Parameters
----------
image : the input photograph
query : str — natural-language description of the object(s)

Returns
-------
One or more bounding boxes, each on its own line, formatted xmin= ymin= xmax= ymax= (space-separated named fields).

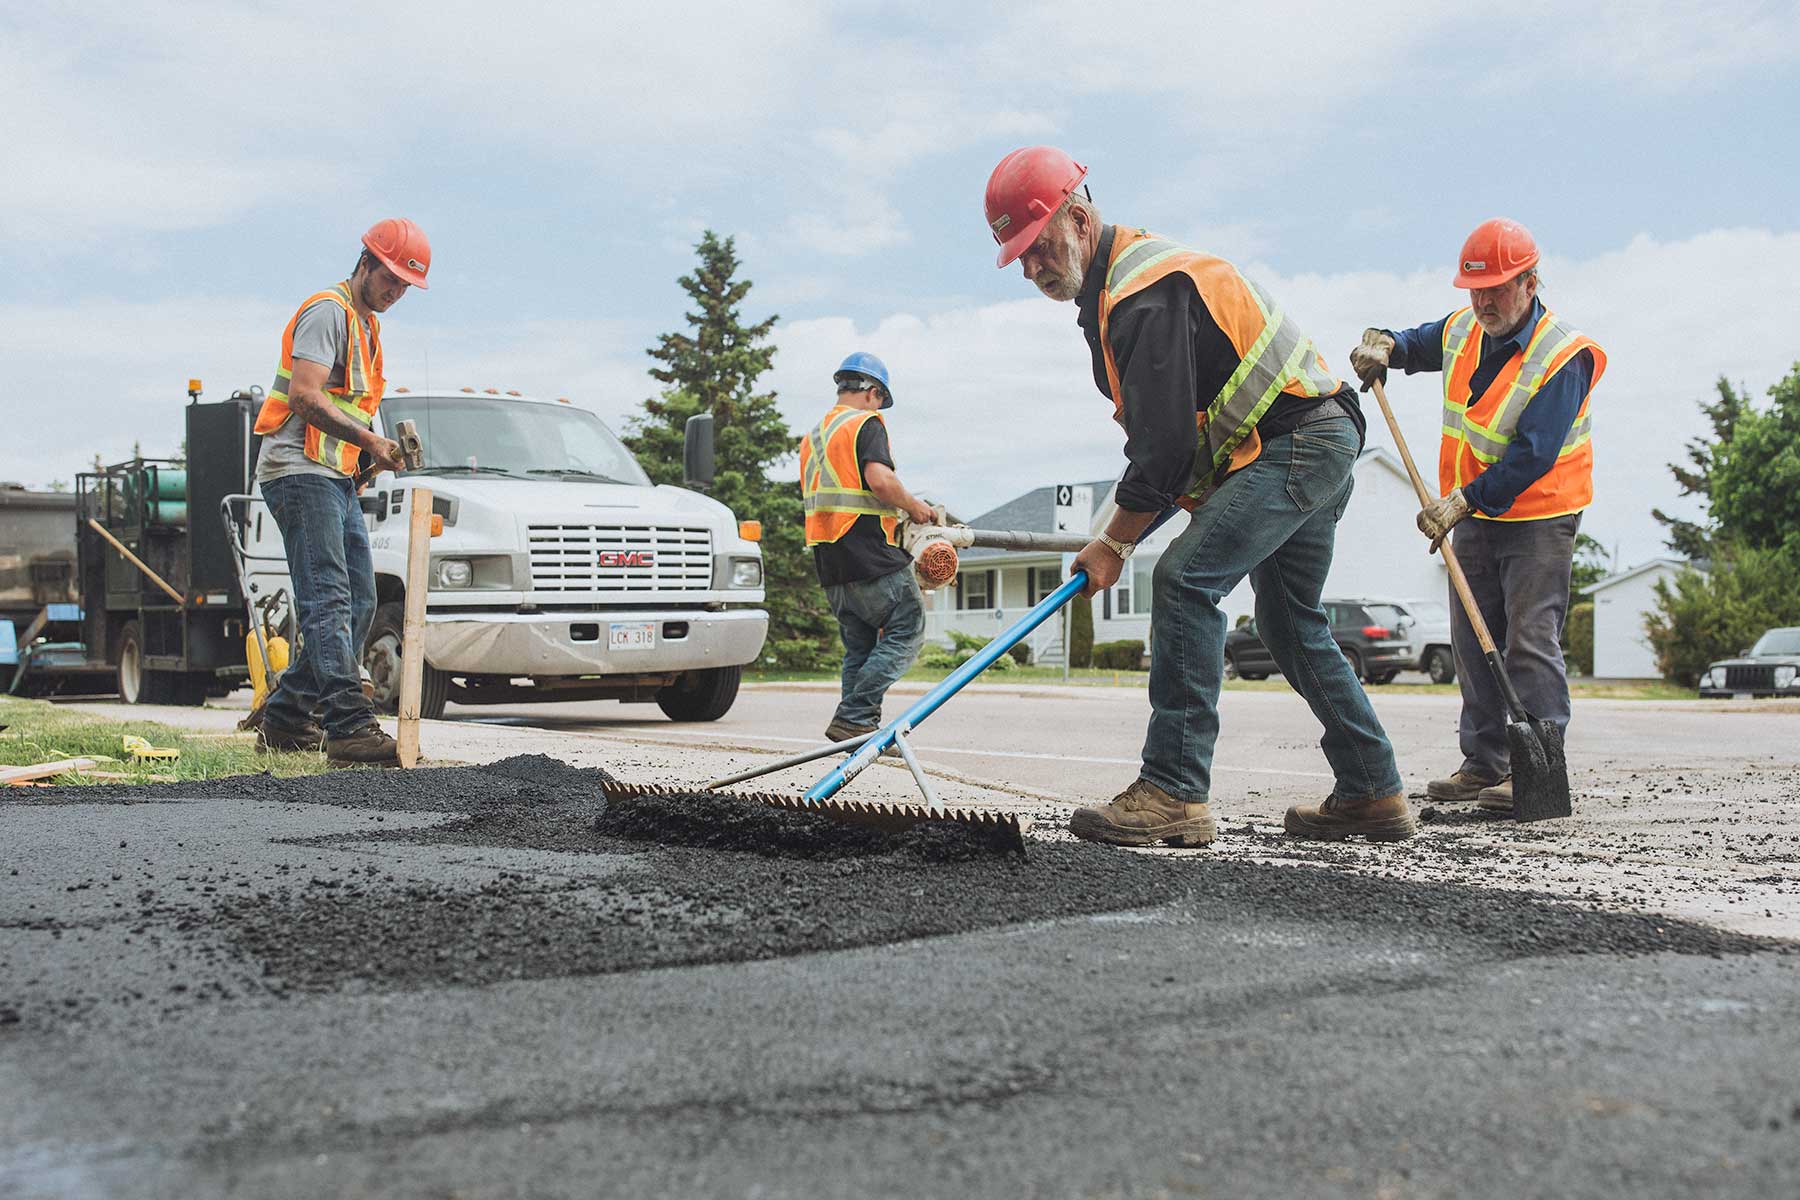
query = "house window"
xmin=1028 ymin=566 xmax=1061 ymax=605
xmin=1108 ymin=555 xmax=1157 ymax=616
xmin=957 ymin=569 xmax=993 ymax=610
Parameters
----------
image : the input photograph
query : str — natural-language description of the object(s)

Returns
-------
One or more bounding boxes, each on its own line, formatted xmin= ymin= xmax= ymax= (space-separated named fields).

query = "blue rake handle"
xmin=803 ymin=507 xmax=1178 ymax=807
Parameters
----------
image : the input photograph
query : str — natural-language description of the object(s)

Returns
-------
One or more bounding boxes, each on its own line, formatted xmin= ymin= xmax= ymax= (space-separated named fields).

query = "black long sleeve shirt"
xmin=1074 ymin=224 xmax=1362 ymax=513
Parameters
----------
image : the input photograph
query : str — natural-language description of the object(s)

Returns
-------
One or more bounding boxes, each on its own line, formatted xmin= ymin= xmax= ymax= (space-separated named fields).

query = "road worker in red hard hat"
xmin=985 ymin=146 xmax=1414 ymax=847
xmin=250 ymin=218 xmax=432 ymax=766
xmin=1349 ymin=219 xmax=1606 ymax=816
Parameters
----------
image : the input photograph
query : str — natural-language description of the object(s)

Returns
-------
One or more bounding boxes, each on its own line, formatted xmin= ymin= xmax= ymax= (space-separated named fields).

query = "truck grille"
xmin=527 ymin=524 xmax=712 ymax=594
xmin=1725 ymin=665 xmax=1774 ymax=690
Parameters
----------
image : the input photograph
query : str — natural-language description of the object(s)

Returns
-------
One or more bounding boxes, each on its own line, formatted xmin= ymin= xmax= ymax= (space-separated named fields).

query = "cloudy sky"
xmin=6 ymin=0 xmax=1799 ymax=568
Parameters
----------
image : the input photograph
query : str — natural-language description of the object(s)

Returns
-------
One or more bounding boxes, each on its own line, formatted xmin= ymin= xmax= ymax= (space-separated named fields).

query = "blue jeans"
xmin=1446 ymin=512 xmax=1580 ymax=781
xmin=1141 ymin=411 xmax=1402 ymax=804
xmin=826 ymin=565 xmax=925 ymax=727
xmin=261 ymin=473 xmax=377 ymax=739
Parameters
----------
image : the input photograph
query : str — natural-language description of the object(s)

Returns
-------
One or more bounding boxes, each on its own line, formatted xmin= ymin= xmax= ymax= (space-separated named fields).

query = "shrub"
xmin=1646 ymin=545 xmax=1800 ymax=685
xmin=918 ymin=650 xmax=960 ymax=670
xmin=1091 ymin=639 xmax=1145 ymax=670
xmin=1563 ymin=602 xmax=1594 ymax=676
xmin=944 ymin=628 xmax=1029 ymax=666
xmin=1069 ymin=593 xmax=1094 ymax=668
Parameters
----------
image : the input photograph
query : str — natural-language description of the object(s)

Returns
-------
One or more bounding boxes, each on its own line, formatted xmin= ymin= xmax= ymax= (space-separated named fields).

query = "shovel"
xmin=1368 ymin=379 xmax=1571 ymax=821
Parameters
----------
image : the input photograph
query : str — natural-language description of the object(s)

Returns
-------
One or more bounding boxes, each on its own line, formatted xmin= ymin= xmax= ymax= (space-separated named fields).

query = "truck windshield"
xmin=1751 ymin=628 xmax=1800 ymax=656
xmin=380 ymin=397 xmax=651 ymax=485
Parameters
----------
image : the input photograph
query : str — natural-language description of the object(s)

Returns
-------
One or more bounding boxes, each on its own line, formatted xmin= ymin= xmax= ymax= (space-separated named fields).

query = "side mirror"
xmin=683 ymin=412 xmax=715 ymax=492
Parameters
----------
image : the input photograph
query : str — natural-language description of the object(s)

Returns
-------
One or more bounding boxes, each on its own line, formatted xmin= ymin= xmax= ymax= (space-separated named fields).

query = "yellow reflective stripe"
xmin=1107 ymin=238 xmax=1183 ymax=298
xmin=805 ymin=491 xmax=893 ymax=515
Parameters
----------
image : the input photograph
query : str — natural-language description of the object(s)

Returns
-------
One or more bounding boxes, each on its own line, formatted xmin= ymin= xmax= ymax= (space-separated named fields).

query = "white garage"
xmin=1585 ymin=558 xmax=1697 ymax=679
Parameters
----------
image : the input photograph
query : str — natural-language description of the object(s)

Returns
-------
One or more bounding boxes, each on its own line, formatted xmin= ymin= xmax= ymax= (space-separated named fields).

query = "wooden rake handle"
xmin=1367 ymin=379 xmax=1500 ymax=660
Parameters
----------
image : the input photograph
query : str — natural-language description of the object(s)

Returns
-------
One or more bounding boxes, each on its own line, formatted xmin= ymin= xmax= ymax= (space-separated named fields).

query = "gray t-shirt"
xmin=255 ymin=297 xmax=372 ymax=483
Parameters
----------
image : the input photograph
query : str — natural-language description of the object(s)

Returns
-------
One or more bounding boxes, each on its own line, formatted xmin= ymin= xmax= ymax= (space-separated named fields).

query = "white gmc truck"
xmin=245 ymin=388 xmax=768 ymax=721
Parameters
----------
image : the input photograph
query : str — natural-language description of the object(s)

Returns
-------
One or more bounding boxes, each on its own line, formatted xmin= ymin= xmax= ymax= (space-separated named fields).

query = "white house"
xmin=925 ymin=448 xmax=1448 ymax=664
xmin=1585 ymin=558 xmax=1696 ymax=679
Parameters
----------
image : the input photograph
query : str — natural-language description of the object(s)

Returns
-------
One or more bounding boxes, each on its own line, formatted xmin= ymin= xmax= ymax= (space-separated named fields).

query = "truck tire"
xmin=656 ymin=664 xmax=742 ymax=722
xmin=364 ymin=601 xmax=449 ymax=720
xmin=1424 ymin=646 xmax=1456 ymax=685
xmin=117 ymin=621 xmax=152 ymax=703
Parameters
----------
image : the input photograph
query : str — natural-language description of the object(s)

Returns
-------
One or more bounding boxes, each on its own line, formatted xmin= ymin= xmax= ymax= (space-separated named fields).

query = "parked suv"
xmin=1698 ymin=627 xmax=1800 ymax=698
xmin=1394 ymin=597 xmax=1455 ymax=684
xmin=1224 ymin=599 xmax=1414 ymax=685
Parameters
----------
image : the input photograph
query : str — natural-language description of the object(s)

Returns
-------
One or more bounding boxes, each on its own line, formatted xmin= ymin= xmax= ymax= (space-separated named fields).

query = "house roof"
xmin=960 ymin=478 xmax=1114 ymax=561
xmin=1584 ymin=557 xmax=1696 ymax=595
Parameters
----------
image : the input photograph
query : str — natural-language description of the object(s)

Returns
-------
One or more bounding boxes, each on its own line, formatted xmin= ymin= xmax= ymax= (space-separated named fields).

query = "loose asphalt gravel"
xmin=4 ymin=755 xmax=1799 ymax=1198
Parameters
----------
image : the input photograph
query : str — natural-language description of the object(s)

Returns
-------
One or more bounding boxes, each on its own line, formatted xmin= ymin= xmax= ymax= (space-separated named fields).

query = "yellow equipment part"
xmin=122 ymin=734 xmax=180 ymax=762
xmin=247 ymin=631 xmax=291 ymax=709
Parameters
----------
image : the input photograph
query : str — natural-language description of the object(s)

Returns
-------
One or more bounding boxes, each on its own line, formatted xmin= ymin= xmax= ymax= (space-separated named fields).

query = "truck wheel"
xmin=1343 ymin=647 xmax=1366 ymax=683
xmin=116 ymin=621 xmax=168 ymax=704
xmin=657 ymin=664 xmax=742 ymax=722
xmin=1424 ymin=647 xmax=1456 ymax=685
xmin=364 ymin=601 xmax=449 ymax=720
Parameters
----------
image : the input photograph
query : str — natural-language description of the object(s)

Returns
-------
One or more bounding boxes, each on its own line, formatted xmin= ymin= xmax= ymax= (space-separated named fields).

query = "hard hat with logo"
xmin=984 ymin=146 xmax=1088 ymax=268
xmin=834 ymin=351 xmax=893 ymax=408
xmin=1453 ymin=218 xmax=1538 ymax=289
xmin=362 ymin=218 xmax=432 ymax=289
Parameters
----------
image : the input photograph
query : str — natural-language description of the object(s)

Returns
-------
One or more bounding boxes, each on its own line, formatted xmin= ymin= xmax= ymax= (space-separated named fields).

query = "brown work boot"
xmin=1284 ymin=791 xmax=1418 ymax=841
xmin=824 ymin=717 xmax=901 ymax=757
xmin=1426 ymin=769 xmax=1499 ymax=802
xmin=257 ymin=718 xmax=323 ymax=754
xmin=1068 ymin=779 xmax=1215 ymax=848
xmin=325 ymin=722 xmax=400 ymax=768
xmin=1475 ymin=777 xmax=1514 ymax=815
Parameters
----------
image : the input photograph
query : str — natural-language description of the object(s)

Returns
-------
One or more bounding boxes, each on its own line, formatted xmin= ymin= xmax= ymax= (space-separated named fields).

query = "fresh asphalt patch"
xmin=3 ymin=755 xmax=1783 ymax=1027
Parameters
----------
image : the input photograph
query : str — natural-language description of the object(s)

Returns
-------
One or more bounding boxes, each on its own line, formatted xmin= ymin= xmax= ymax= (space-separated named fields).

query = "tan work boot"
xmin=1283 ymin=791 xmax=1418 ymax=841
xmin=325 ymin=723 xmax=400 ymax=768
xmin=1068 ymin=779 xmax=1215 ymax=848
xmin=824 ymin=718 xmax=900 ymax=757
xmin=1426 ymin=769 xmax=1499 ymax=802
xmin=1475 ymin=777 xmax=1514 ymax=815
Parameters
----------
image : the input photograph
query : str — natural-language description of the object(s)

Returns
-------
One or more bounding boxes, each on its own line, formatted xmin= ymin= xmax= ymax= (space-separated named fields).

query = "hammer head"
xmin=392 ymin=419 xmax=424 ymax=471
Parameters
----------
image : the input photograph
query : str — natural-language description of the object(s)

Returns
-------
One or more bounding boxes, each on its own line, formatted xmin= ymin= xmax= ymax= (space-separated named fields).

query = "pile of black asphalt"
xmin=12 ymin=754 xmax=1780 ymax=1017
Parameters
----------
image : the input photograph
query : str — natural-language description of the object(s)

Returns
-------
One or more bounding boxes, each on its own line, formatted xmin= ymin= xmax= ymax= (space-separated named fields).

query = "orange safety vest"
xmin=798 ymin=405 xmax=900 ymax=547
xmin=1439 ymin=306 xmax=1606 ymax=521
xmin=1097 ymin=228 xmax=1343 ymax=509
xmin=253 ymin=282 xmax=385 ymax=477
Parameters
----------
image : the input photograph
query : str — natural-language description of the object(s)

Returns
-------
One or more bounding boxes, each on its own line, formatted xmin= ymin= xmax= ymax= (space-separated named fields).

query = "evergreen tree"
xmin=1709 ymin=364 xmax=1800 ymax=558
xmin=1651 ymin=376 xmax=1750 ymax=559
xmin=623 ymin=232 xmax=835 ymax=669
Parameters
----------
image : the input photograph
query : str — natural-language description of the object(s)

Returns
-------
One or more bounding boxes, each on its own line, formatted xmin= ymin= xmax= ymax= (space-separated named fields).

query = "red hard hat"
xmin=984 ymin=146 xmax=1088 ymax=268
xmin=1453 ymin=218 xmax=1538 ymax=288
xmin=362 ymin=218 xmax=432 ymax=289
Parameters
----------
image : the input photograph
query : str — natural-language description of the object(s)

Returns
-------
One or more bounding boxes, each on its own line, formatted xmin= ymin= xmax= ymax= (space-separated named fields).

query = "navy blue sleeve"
xmin=1385 ymin=316 xmax=1449 ymax=375
xmin=1460 ymin=350 xmax=1595 ymax=516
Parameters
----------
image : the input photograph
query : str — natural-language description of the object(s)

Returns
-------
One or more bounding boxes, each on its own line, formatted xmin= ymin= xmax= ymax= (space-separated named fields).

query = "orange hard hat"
xmin=362 ymin=218 xmax=432 ymax=289
xmin=984 ymin=146 xmax=1088 ymax=267
xmin=1453 ymin=218 xmax=1538 ymax=288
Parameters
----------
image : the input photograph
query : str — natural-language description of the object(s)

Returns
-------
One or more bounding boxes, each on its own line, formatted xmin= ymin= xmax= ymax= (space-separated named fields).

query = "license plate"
xmin=608 ymin=621 xmax=656 ymax=651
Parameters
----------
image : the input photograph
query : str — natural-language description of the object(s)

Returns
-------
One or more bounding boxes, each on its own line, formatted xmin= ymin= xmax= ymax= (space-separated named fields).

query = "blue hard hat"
xmin=834 ymin=351 xmax=893 ymax=408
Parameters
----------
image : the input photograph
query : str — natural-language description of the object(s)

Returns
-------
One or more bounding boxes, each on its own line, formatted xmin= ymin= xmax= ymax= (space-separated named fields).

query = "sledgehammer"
xmin=1369 ymin=379 xmax=1571 ymax=821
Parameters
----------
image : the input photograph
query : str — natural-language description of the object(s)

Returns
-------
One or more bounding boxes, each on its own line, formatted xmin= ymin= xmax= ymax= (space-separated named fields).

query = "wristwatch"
xmin=1096 ymin=532 xmax=1136 ymax=560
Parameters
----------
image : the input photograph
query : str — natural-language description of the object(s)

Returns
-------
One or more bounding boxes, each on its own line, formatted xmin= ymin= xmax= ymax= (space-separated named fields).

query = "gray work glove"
xmin=1416 ymin=487 xmax=1472 ymax=553
xmin=1349 ymin=328 xmax=1396 ymax=392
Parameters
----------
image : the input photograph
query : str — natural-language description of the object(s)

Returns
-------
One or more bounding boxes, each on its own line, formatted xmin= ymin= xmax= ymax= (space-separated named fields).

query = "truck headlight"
xmin=1777 ymin=666 xmax=1797 ymax=689
xmin=1701 ymin=667 xmax=1724 ymax=688
xmin=436 ymin=558 xmax=473 ymax=588
xmin=729 ymin=558 xmax=763 ymax=588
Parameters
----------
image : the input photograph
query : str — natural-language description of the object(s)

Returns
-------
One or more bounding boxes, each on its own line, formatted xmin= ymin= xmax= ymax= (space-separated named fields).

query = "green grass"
xmin=0 ymin=695 xmax=330 ymax=786
xmin=747 ymin=668 xmax=1696 ymax=700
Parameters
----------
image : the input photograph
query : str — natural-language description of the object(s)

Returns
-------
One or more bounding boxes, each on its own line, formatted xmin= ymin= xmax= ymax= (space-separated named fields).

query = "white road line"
xmin=605 ymin=726 xmax=1337 ymax=781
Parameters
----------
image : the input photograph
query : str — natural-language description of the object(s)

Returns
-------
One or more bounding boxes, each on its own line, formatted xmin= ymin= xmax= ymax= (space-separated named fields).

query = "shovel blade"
xmin=1507 ymin=717 xmax=1571 ymax=822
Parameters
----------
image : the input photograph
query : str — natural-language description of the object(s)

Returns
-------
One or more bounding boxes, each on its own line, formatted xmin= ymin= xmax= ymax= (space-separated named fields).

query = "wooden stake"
xmin=86 ymin=519 xmax=185 ymax=605
xmin=2 ymin=758 xmax=100 ymax=786
xmin=397 ymin=486 xmax=433 ymax=769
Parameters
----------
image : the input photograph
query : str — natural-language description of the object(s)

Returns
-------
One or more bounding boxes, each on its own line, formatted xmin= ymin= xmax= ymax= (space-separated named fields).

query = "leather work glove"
xmin=1349 ymin=328 xmax=1395 ymax=392
xmin=1416 ymin=488 xmax=1472 ymax=553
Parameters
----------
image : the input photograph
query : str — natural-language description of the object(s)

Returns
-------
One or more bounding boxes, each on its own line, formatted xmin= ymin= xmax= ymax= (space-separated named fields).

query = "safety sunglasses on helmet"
xmin=834 ymin=373 xmax=876 ymax=393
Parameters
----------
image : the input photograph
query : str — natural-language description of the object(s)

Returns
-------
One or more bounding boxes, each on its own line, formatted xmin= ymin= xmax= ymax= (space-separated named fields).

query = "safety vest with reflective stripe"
xmin=1097 ymin=228 xmax=1343 ymax=509
xmin=1439 ymin=306 xmax=1606 ymax=521
xmin=252 ymin=282 xmax=385 ymax=477
xmin=798 ymin=405 xmax=900 ymax=547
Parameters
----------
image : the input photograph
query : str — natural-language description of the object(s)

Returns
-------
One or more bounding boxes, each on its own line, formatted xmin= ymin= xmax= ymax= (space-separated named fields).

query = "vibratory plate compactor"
xmin=602 ymin=509 xmax=1178 ymax=854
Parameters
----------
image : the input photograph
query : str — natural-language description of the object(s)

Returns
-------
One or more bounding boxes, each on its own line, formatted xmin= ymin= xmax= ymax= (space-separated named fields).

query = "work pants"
xmin=1141 ymin=409 xmax=1402 ymax=804
xmin=261 ymin=473 xmax=378 ymax=739
xmin=1446 ymin=512 xmax=1580 ymax=781
xmin=825 ymin=564 xmax=925 ymax=727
